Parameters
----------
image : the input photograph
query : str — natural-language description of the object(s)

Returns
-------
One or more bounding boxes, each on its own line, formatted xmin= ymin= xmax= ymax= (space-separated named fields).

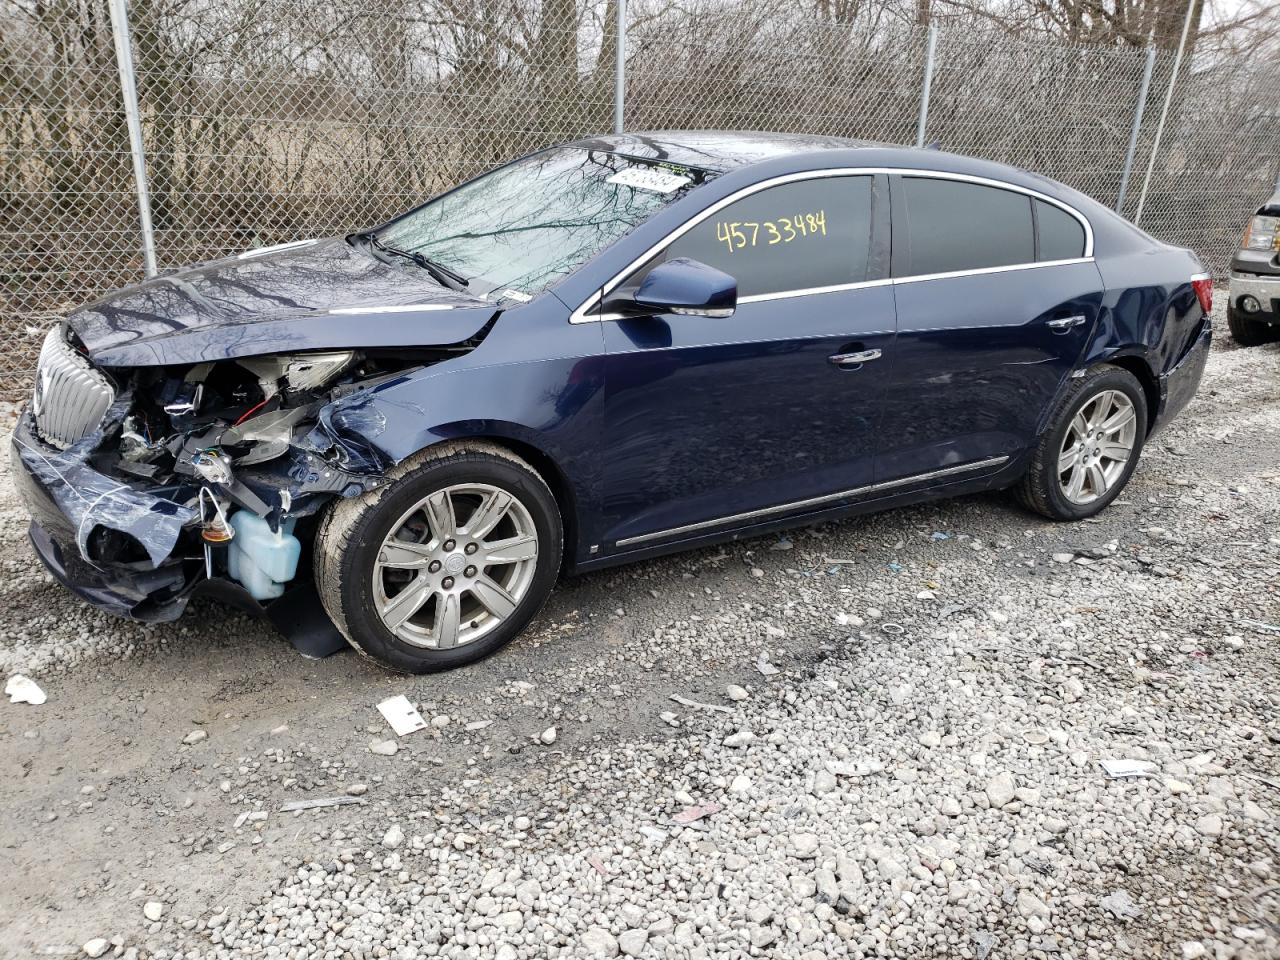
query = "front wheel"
xmin=1016 ymin=365 xmax=1148 ymax=521
xmin=315 ymin=442 xmax=562 ymax=673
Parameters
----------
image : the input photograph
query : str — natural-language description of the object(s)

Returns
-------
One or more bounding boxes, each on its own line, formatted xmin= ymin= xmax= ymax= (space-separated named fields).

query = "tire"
xmin=1015 ymin=365 xmax=1148 ymax=521
xmin=1227 ymin=305 xmax=1278 ymax=347
xmin=315 ymin=441 xmax=562 ymax=673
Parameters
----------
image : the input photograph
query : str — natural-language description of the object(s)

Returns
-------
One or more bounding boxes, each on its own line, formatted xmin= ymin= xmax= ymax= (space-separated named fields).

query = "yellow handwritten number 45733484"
xmin=715 ymin=210 xmax=827 ymax=252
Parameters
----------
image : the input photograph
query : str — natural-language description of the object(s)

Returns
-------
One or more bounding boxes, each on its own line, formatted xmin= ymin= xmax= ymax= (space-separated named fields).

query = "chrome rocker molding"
xmin=614 ymin=454 xmax=1010 ymax=548
xmin=570 ymin=166 xmax=1095 ymax=324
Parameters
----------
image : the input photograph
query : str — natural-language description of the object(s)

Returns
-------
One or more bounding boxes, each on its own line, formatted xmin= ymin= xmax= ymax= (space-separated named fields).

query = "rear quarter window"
xmin=1036 ymin=199 xmax=1086 ymax=261
xmin=896 ymin=177 xmax=1035 ymax=277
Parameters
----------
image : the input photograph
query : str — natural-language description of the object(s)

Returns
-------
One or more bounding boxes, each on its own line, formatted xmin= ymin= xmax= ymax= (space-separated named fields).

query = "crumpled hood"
xmin=68 ymin=237 xmax=500 ymax=368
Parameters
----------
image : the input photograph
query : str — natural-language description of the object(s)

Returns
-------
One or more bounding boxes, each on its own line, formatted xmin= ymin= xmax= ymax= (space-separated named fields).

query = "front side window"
xmin=652 ymin=176 xmax=875 ymax=299
xmin=377 ymin=147 xmax=706 ymax=299
xmin=897 ymin=177 xmax=1035 ymax=277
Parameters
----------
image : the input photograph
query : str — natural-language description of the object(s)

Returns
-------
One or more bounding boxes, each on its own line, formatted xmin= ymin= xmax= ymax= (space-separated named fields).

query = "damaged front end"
xmin=11 ymin=323 xmax=451 ymax=628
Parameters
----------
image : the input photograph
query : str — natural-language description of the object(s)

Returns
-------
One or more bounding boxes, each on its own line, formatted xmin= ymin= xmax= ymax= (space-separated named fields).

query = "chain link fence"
xmin=3 ymin=1 xmax=1279 ymax=396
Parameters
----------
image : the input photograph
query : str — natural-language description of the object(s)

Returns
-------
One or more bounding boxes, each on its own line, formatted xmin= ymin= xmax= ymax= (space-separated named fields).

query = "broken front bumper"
xmin=10 ymin=407 xmax=200 ymax=620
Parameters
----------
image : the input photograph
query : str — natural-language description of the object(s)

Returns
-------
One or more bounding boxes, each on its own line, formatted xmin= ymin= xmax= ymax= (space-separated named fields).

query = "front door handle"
xmin=1047 ymin=314 xmax=1087 ymax=332
xmin=829 ymin=348 xmax=882 ymax=368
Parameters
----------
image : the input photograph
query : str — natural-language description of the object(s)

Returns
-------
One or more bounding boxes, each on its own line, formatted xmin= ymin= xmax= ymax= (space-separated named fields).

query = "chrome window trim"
xmin=569 ymin=167 xmax=1094 ymax=324
xmin=614 ymin=455 xmax=1009 ymax=548
xmin=738 ymin=276 xmax=895 ymax=304
xmin=892 ymin=257 xmax=1093 ymax=285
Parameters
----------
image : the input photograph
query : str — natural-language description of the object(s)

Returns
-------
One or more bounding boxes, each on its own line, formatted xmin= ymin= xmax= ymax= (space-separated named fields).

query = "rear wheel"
xmin=1016 ymin=365 xmax=1147 ymax=521
xmin=1227 ymin=305 xmax=1278 ymax=346
xmin=315 ymin=442 xmax=562 ymax=673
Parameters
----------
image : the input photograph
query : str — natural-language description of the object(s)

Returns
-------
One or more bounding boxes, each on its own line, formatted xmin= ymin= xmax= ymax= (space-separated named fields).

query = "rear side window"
xmin=1036 ymin=199 xmax=1086 ymax=261
xmin=659 ymin=176 xmax=874 ymax=298
xmin=896 ymin=177 xmax=1034 ymax=277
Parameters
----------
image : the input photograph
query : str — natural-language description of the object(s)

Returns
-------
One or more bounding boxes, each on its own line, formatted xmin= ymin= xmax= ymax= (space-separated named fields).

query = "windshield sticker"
xmin=607 ymin=167 xmax=692 ymax=194
xmin=501 ymin=289 xmax=533 ymax=303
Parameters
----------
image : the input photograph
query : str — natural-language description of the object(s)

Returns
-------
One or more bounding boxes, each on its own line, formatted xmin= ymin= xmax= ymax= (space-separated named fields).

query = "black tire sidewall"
xmin=1039 ymin=370 xmax=1148 ymax=520
xmin=1228 ymin=305 xmax=1275 ymax=346
xmin=337 ymin=455 xmax=561 ymax=673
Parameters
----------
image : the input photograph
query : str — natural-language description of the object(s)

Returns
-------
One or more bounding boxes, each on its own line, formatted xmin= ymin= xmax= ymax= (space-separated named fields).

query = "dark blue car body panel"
xmin=14 ymin=131 xmax=1211 ymax=621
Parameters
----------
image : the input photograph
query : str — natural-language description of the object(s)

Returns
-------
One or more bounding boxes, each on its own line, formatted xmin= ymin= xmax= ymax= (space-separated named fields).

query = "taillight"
xmin=1242 ymin=215 xmax=1279 ymax=252
xmin=1191 ymin=273 xmax=1212 ymax=315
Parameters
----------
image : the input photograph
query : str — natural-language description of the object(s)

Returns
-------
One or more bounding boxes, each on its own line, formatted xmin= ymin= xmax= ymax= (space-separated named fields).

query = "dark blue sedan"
xmin=12 ymin=132 xmax=1213 ymax=672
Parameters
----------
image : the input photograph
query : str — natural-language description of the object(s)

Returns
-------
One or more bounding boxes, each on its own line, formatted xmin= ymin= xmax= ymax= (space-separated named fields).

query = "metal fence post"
xmin=1134 ymin=0 xmax=1196 ymax=226
xmin=915 ymin=24 xmax=938 ymax=148
xmin=613 ymin=0 xmax=627 ymax=135
xmin=1115 ymin=47 xmax=1155 ymax=213
xmin=108 ymin=0 xmax=158 ymax=277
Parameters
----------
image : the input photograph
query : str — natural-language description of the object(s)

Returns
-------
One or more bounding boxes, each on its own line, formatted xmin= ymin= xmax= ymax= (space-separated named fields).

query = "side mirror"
xmin=631 ymin=257 xmax=737 ymax=318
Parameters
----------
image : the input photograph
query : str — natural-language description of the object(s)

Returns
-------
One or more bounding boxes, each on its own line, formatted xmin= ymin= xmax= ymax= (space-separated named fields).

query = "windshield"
xmin=375 ymin=146 xmax=706 ymax=300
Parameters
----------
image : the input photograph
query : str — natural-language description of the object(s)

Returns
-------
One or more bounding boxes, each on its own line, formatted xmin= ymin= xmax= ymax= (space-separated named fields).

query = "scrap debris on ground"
xmin=0 ymin=318 xmax=1276 ymax=959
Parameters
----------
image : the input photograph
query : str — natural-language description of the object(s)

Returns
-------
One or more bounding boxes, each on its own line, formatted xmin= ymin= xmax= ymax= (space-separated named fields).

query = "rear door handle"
xmin=1047 ymin=314 xmax=1087 ymax=332
xmin=829 ymin=349 xmax=882 ymax=367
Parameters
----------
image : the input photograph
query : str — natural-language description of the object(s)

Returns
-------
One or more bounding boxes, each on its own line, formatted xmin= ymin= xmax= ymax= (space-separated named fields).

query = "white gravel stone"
xmin=1016 ymin=890 xmax=1051 ymax=920
xmin=581 ymin=926 xmax=619 ymax=957
xmin=986 ymin=772 xmax=1017 ymax=809
xmin=82 ymin=939 xmax=110 ymax=958
xmin=811 ymin=769 xmax=837 ymax=795
xmin=1195 ymin=813 xmax=1224 ymax=837
xmin=618 ymin=928 xmax=649 ymax=956
xmin=143 ymin=901 xmax=164 ymax=922
xmin=790 ymin=833 xmax=819 ymax=859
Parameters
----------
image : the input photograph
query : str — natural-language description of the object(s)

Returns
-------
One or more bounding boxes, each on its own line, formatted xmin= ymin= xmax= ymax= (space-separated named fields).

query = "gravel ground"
xmin=1 ymin=316 xmax=1277 ymax=960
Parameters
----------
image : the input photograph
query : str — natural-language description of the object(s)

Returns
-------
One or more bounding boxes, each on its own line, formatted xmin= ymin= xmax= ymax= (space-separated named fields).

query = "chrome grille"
xmin=31 ymin=326 xmax=115 ymax=449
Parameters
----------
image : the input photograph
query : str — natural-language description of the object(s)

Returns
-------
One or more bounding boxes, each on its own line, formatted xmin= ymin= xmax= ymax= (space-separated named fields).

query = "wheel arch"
xmin=1091 ymin=349 xmax=1160 ymax=435
xmin=365 ymin=424 xmax=587 ymax=574
xmin=465 ymin=434 xmax=581 ymax=574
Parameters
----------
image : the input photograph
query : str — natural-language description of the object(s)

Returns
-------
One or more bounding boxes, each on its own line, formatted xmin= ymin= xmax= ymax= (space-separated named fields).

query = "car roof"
xmin=565 ymin=130 xmax=887 ymax=172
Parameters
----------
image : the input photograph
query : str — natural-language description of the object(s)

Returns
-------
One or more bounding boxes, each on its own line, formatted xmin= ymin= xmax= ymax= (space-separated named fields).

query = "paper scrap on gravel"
xmin=671 ymin=802 xmax=722 ymax=825
xmin=1100 ymin=889 xmax=1143 ymax=919
xmin=1098 ymin=758 xmax=1158 ymax=779
xmin=755 ymin=653 xmax=780 ymax=677
xmin=378 ymin=695 xmax=427 ymax=736
xmin=5 ymin=674 xmax=46 ymax=705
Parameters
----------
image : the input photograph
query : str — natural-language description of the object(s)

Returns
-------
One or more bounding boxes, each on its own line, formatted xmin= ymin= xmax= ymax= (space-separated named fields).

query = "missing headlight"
xmin=238 ymin=351 xmax=355 ymax=398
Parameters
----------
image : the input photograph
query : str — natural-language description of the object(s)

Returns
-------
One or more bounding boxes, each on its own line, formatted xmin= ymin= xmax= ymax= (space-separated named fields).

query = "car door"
xmin=595 ymin=172 xmax=896 ymax=551
xmin=876 ymin=173 xmax=1102 ymax=484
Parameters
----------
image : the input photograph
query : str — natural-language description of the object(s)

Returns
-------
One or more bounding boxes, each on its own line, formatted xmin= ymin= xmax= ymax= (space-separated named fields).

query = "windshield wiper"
xmin=356 ymin=233 xmax=469 ymax=291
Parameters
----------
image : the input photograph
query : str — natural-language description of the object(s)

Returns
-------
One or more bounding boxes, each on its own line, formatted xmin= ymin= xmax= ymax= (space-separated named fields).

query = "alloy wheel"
xmin=371 ymin=483 xmax=539 ymax=649
xmin=1057 ymin=389 xmax=1137 ymax=505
